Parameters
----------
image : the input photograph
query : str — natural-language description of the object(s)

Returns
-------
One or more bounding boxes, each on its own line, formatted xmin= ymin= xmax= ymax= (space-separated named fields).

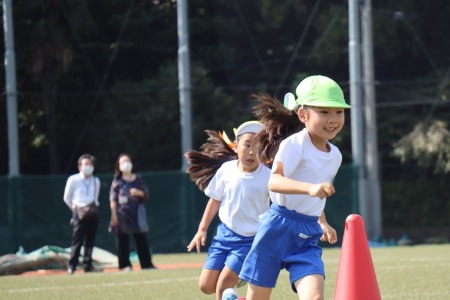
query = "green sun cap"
xmin=295 ymin=75 xmax=351 ymax=108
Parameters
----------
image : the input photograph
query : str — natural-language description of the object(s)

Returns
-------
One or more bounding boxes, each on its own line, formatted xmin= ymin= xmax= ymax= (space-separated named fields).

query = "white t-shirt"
xmin=205 ymin=160 xmax=271 ymax=237
xmin=270 ymin=128 xmax=342 ymax=216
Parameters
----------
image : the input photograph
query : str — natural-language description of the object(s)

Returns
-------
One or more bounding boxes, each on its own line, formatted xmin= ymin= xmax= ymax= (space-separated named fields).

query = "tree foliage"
xmin=2 ymin=0 xmax=450 ymax=231
xmin=1 ymin=0 xmax=449 ymax=181
xmin=393 ymin=121 xmax=450 ymax=174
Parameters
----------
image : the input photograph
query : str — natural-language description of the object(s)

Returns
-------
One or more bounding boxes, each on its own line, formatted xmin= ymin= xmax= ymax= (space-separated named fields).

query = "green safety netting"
xmin=1 ymin=168 xmax=358 ymax=261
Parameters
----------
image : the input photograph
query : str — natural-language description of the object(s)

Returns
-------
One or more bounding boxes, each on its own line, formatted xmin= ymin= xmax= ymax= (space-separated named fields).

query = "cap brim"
xmin=300 ymin=99 xmax=351 ymax=108
xmin=235 ymin=121 xmax=265 ymax=137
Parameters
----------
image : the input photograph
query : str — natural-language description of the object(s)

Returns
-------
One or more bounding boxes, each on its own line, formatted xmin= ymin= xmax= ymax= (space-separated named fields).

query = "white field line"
xmin=4 ymin=276 xmax=198 ymax=294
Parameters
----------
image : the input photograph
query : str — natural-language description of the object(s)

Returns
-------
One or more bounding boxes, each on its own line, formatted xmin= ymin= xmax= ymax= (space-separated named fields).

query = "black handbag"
xmin=75 ymin=202 xmax=99 ymax=220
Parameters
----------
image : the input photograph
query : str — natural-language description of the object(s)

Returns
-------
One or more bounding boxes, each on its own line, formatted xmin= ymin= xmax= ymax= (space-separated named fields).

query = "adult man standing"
xmin=64 ymin=153 xmax=101 ymax=274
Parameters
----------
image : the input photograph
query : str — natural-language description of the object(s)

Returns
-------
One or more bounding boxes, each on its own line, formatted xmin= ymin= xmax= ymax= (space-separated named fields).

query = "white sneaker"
xmin=222 ymin=288 xmax=238 ymax=300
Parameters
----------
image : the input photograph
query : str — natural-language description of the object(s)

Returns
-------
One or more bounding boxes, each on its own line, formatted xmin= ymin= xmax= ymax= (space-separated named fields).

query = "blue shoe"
xmin=222 ymin=288 xmax=238 ymax=300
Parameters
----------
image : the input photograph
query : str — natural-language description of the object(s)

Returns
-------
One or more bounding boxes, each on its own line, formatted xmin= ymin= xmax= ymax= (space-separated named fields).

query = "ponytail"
xmin=184 ymin=130 xmax=237 ymax=192
xmin=251 ymin=92 xmax=303 ymax=167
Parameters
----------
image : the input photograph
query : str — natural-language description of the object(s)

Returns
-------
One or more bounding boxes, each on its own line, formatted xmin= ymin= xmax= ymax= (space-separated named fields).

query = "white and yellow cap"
xmin=222 ymin=121 xmax=265 ymax=145
xmin=233 ymin=121 xmax=265 ymax=139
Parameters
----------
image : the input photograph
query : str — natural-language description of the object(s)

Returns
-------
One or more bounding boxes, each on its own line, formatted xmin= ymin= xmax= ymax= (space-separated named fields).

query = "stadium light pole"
xmin=349 ymin=0 xmax=382 ymax=239
xmin=177 ymin=0 xmax=192 ymax=171
xmin=362 ymin=0 xmax=382 ymax=238
xmin=177 ymin=0 xmax=194 ymax=247
xmin=3 ymin=0 xmax=21 ymax=252
xmin=348 ymin=0 xmax=368 ymax=231
xmin=3 ymin=0 xmax=19 ymax=176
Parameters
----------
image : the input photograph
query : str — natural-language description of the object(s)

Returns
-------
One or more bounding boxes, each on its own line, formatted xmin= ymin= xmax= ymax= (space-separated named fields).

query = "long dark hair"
xmin=251 ymin=92 xmax=303 ymax=166
xmin=184 ymin=130 xmax=237 ymax=192
xmin=114 ymin=153 xmax=132 ymax=179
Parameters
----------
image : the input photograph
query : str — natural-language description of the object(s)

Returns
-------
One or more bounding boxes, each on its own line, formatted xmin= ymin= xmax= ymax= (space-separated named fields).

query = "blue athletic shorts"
xmin=203 ymin=223 xmax=255 ymax=275
xmin=239 ymin=203 xmax=324 ymax=292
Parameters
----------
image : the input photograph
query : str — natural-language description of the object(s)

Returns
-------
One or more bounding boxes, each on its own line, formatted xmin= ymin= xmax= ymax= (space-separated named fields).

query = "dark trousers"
xmin=69 ymin=216 xmax=98 ymax=270
xmin=115 ymin=232 xmax=154 ymax=269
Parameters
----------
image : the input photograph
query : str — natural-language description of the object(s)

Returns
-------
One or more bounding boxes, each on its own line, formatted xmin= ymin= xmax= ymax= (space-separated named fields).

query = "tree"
xmin=393 ymin=120 xmax=450 ymax=174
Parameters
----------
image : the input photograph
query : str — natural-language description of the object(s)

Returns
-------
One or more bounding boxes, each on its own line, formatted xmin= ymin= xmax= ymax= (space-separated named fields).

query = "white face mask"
xmin=119 ymin=161 xmax=133 ymax=173
xmin=82 ymin=165 xmax=94 ymax=176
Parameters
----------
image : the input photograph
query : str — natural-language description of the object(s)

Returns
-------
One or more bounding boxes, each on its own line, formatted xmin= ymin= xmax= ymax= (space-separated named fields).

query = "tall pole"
xmin=362 ymin=0 xmax=382 ymax=238
xmin=177 ymin=0 xmax=194 ymax=247
xmin=3 ymin=0 xmax=21 ymax=252
xmin=3 ymin=0 xmax=20 ymax=176
xmin=177 ymin=0 xmax=192 ymax=171
xmin=348 ymin=0 xmax=368 ymax=226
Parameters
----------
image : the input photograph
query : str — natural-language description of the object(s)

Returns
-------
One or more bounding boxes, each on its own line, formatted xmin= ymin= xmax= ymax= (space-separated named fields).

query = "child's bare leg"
xmin=215 ymin=266 xmax=239 ymax=300
xmin=246 ymin=283 xmax=272 ymax=300
xmin=294 ymin=274 xmax=324 ymax=300
xmin=199 ymin=269 xmax=220 ymax=294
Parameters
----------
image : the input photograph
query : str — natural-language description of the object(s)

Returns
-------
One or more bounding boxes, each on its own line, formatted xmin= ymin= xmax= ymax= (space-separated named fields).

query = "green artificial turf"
xmin=1 ymin=244 xmax=449 ymax=300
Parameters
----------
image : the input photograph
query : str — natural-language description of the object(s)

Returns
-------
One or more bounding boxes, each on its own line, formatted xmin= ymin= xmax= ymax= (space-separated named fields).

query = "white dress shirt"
xmin=64 ymin=172 xmax=100 ymax=209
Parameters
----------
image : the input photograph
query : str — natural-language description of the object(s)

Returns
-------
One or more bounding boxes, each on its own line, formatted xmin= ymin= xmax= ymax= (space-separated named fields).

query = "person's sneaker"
xmin=84 ymin=265 xmax=102 ymax=273
xmin=146 ymin=264 xmax=158 ymax=270
xmin=120 ymin=266 xmax=132 ymax=272
xmin=222 ymin=288 xmax=238 ymax=300
xmin=67 ymin=267 xmax=75 ymax=275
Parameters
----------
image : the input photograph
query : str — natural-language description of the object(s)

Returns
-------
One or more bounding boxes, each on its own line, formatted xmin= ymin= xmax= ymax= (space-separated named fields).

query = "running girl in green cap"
xmin=239 ymin=75 xmax=352 ymax=300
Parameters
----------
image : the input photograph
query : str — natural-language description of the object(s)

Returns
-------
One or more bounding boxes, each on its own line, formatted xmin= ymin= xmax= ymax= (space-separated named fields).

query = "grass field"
xmin=1 ymin=244 xmax=450 ymax=300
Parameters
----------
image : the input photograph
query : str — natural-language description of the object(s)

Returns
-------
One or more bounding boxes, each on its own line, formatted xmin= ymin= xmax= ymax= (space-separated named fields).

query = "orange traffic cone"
xmin=334 ymin=214 xmax=381 ymax=300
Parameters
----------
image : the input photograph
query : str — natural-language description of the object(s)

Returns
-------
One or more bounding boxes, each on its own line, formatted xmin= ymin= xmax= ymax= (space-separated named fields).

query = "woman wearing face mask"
xmin=109 ymin=153 xmax=156 ymax=271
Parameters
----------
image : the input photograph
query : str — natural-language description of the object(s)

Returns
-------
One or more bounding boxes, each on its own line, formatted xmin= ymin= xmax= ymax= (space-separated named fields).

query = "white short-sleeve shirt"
xmin=205 ymin=160 xmax=271 ymax=237
xmin=270 ymin=128 xmax=342 ymax=216
xmin=64 ymin=173 xmax=100 ymax=208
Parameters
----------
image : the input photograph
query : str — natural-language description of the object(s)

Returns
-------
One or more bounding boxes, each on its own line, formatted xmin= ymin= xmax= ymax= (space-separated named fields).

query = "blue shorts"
xmin=239 ymin=203 xmax=324 ymax=292
xmin=204 ymin=223 xmax=255 ymax=274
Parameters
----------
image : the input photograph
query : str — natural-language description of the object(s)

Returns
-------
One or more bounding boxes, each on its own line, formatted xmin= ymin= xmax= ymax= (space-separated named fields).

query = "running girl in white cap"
xmin=185 ymin=121 xmax=271 ymax=300
xmin=239 ymin=75 xmax=352 ymax=300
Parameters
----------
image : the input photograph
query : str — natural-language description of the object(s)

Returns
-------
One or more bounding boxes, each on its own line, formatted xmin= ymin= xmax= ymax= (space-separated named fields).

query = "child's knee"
xmin=199 ymin=282 xmax=215 ymax=295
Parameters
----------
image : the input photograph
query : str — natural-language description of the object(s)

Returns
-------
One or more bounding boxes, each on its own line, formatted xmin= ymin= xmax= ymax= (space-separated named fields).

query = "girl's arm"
xmin=187 ymin=198 xmax=221 ymax=253
xmin=268 ymin=161 xmax=335 ymax=199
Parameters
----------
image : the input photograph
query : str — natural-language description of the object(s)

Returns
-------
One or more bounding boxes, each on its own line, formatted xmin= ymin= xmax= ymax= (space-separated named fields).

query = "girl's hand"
xmin=130 ymin=188 xmax=144 ymax=197
xmin=308 ymin=183 xmax=335 ymax=200
xmin=187 ymin=230 xmax=207 ymax=253
xmin=320 ymin=222 xmax=337 ymax=244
